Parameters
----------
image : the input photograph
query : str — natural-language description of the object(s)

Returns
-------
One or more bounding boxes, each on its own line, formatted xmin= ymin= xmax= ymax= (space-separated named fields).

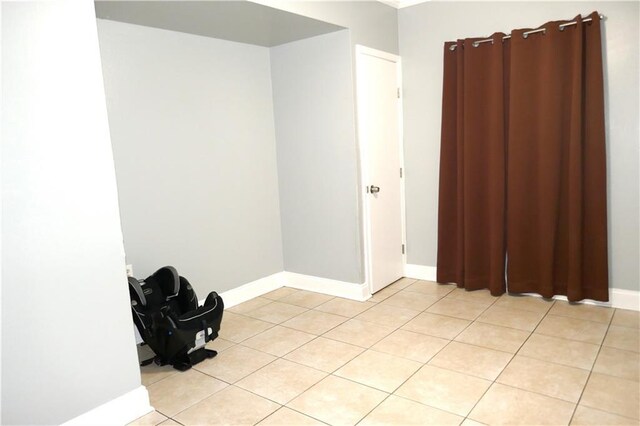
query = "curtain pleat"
xmin=437 ymin=11 xmax=608 ymax=302
xmin=437 ymin=34 xmax=507 ymax=296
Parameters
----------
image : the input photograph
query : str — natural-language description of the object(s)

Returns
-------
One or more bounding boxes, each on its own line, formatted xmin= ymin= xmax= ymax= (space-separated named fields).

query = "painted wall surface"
xmin=97 ymin=19 xmax=284 ymax=294
xmin=2 ymin=2 xmax=142 ymax=424
xmin=271 ymin=30 xmax=363 ymax=284
xmin=253 ymin=0 xmax=399 ymax=54
xmin=399 ymin=2 xmax=639 ymax=291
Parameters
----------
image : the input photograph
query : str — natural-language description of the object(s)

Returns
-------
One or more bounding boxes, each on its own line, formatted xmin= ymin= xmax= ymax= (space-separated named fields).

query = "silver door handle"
xmin=370 ymin=185 xmax=380 ymax=194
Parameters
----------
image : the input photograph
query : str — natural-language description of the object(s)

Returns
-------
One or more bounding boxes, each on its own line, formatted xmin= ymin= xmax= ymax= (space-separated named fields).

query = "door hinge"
xmin=397 ymin=88 xmax=401 ymax=99
xmin=402 ymin=244 xmax=405 ymax=254
xmin=400 ymin=168 xmax=403 ymax=178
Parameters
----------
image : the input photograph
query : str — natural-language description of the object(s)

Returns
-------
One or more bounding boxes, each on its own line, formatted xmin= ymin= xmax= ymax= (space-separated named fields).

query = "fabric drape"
xmin=436 ymin=12 xmax=608 ymax=302
xmin=507 ymin=12 xmax=608 ymax=301
xmin=437 ymin=33 xmax=508 ymax=296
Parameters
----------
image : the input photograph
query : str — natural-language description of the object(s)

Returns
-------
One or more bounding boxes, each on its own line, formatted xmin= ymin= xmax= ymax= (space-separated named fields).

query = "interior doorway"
xmin=356 ymin=46 xmax=406 ymax=295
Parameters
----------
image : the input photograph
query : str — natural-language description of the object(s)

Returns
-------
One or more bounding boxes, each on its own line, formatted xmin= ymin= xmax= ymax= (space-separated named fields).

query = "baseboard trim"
xmin=404 ymin=264 xmax=437 ymax=282
xmin=609 ymin=288 xmax=640 ymax=311
xmin=281 ymin=271 xmax=370 ymax=301
xmin=63 ymin=386 xmax=152 ymax=426
xmin=403 ymin=264 xmax=639 ymax=311
xmin=219 ymin=272 xmax=285 ymax=309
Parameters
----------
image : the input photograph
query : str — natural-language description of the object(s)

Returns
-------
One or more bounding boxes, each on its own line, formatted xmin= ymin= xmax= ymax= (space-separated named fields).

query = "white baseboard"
xmin=404 ymin=264 xmax=437 ymax=282
xmin=63 ymin=386 xmax=153 ymax=426
xmin=610 ymin=288 xmax=640 ymax=311
xmin=404 ymin=264 xmax=639 ymax=312
xmin=219 ymin=272 xmax=285 ymax=309
xmin=281 ymin=271 xmax=370 ymax=301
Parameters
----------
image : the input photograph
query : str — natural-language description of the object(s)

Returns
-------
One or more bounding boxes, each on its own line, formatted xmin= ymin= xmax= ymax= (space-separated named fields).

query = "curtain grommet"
xmin=472 ymin=41 xmax=479 ymax=47
xmin=523 ymin=33 xmax=529 ymax=39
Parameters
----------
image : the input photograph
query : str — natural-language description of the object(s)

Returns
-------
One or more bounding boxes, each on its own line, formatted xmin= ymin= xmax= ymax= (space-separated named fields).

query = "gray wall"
xmin=253 ymin=0 xmax=399 ymax=53
xmin=97 ymin=20 xmax=284 ymax=294
xmin=271 ymin=30 xmax=363 ymax=283
xmin=399 ymin=2 xmax=639 ymax=291
xmin=2 ymin=2 xmax=142 ymax=424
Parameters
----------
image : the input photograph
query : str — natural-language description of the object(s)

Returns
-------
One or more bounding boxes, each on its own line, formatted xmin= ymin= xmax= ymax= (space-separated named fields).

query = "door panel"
xmin=357 ymin=52 xmax=404 ymax=294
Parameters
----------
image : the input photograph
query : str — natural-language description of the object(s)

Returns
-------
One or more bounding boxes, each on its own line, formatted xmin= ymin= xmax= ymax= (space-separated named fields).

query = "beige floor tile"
xmin=395 ymin=365 xmax=491 ymax=416
xmin=402 ymin=312 xmax=471 ymax=339
xmin=263 ymin=287 xmax=298 ymax=300
xmin=245 ymin=301 xmax=308 ymax=324
xmin=381 ymin=290 xmax=440 ymax=311
xmin=404 ymin=280 xmax=456 ymax=297
xmin=369 ymin=284 xmax=402 ymax=302
xmin=174 ymin=385 xmax=280 ymax=426
xmin=355 ymin=303 xmax=420 ymax=328
xmin=228 ymin=297 xmax=273 ymax=314
xmin=429 ymin=341 xmax=513 ymax=381
xmin=242 ymin=325 xmax=315 ymax=357
xmin=603 ymin=325 xmax=640 ymax=352
xmin=278 ymin=290 xmax=334 ymax=309
xmin=536 ymin=314 xmax=609 ymax=344
xmin=494 ymin=294 xmax=554 ymax=313
xmin=147 ymin=369 xmax=227 ymax=417
xmin=571 ymin=405 xmax=639 ymax=425
xmin=205 ymin=337 xmax=235 ymax=353
xmin=581 ymin=373 xmax=640 ymax=419
xmin=444 ymin=288 xmax=499 ymax=307
xmin=549 ymin=301 xmax=614 ymax=324
xmin=284 ymin=337 xmax=364 ymax=373
xmin=140 ymin=363 xmax=178 ymax=387
xmin=359 ymin=395 xmax=463 ymax=425
xmin=281 ymin=309 xmax=347 ymax=335
xmin=612 ymin=309 xmax=640 ymax=329
xmin=194 ymin=344 xmax=276 ymax=383
xmin=323 ymin=318 xmax=395 ymax=348
xmin=218 ymin=312 xmax=274 ymax=343
xmin=157 ymin=420 xmax=180 ymax=426
xmin=372 ymin=329 xmax=449 ymax=363
xmin=258 ymin=407 xmax=324 ymax=425
xmin=335 ymin=350 xmax=422 ymax=392
xmin=236 ymin=358 xmax=327 ymax=404
xmin=455 ymin=322 xmax=530 ymax=353
xmin=315 ymin=298 xmax=375 ymax=317
xmin=477 ymin=305 xmax=545 ymax=331
xmin=593 ymin=346 xmax=640 ymax=382
xmin=497 ymin=355 xmax=589 ymax=402
xmin=127 ymin=411 xmax=168 ymax=426
xmin=519 ymin=333 xmax=600 ymax=370
xmin=287 ymin=375 xmax=387 ymax=426
xmin=460 ymin=419 xmax=487 ymax=426
xmin=392 ymin=277 xmax=420 ymax=289
xmin=469 ymin=383 xmax=575 ymax=425
xmin=426 ymin=298 xmax=488 ymax=321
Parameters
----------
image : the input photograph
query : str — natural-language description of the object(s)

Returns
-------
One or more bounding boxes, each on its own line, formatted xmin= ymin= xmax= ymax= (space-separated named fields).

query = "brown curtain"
xmin=507 ymin=12 xmax=608 ymax=301
xmin=437 ymin=12 xmax=608 ymax=302
xmin=437 ymin=33 xmax=508 ymax=296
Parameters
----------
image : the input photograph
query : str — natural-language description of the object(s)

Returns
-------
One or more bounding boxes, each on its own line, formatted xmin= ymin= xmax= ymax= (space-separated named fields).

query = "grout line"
xmin=567 ymin=309 xmax=614 ymax=424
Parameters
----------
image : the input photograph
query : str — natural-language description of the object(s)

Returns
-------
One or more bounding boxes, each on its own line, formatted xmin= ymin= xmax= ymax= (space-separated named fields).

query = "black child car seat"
xmin=128 ymin=266 xmax=224 ymax=371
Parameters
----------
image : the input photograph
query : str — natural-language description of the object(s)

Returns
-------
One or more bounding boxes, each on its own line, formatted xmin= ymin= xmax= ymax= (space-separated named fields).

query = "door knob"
xmin=370 ymin=185 xmax=380 ymax=194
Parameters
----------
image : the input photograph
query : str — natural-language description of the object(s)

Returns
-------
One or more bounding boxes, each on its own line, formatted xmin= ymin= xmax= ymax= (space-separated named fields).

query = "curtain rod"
xmin=448 ymin=14 xmax=605 ymax=51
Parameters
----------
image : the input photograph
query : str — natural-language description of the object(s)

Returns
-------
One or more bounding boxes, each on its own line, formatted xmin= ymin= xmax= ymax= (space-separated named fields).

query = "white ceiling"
xmin=94 ymin=1 xmax=345 ymax=47
xmin=377 ymin=0 xmax=431 ymax=9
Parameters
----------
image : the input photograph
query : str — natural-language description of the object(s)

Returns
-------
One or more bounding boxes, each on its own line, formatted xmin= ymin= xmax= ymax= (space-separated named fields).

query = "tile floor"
xmin=130 ymin=279 xmax=640 ymax=426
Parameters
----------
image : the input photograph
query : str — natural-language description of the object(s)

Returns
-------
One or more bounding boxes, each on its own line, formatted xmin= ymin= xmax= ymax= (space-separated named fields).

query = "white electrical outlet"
xmin=126 ymin=264 xmax=134 ymax=277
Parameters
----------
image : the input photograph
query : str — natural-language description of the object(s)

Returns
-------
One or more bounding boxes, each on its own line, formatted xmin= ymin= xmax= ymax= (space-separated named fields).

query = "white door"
xmin=356 ymin=47 xmax=405 ymax=294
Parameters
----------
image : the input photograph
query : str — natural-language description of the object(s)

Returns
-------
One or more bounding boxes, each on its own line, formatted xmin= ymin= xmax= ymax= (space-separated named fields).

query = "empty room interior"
xmin=3 ymin=0 xmax=640 ymax=425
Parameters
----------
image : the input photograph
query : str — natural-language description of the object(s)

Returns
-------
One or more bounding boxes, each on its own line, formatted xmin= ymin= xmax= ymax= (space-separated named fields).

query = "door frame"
xmin=354 ymin=45 xmax=407 ymax=297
